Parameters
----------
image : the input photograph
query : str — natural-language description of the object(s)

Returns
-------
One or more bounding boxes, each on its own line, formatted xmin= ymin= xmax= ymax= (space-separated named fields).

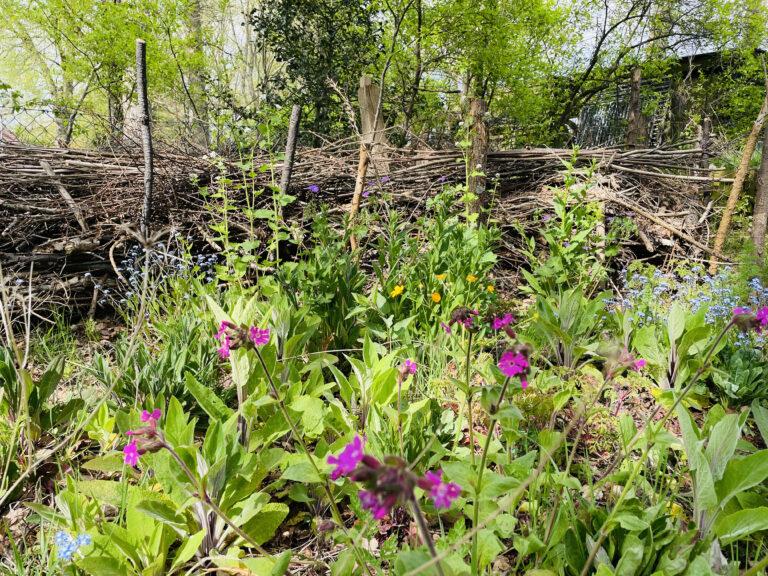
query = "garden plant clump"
xmin=3 ymin=161 xmax=768 ymax=576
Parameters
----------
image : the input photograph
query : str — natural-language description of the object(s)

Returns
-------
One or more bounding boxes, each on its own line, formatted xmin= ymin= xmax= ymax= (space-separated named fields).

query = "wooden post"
xmin=136 ymin=39 xmax=154 ymax=239
xmin=467 ymin=97 xmax=489 ymax=212
xmin=752 ymin=126 xmax=768 ymax=258
xmin=349 ymin=75 xmax=387 ymax=250
xmin=626 ymin=66 xmax=643 ymax=149
xmin=699 ymin=116 xmax=711 ymax=198
xmin=279 ymin=104 xmax=301 ymax=196
xmin=710 ymin=86 xmax=768 ymax=273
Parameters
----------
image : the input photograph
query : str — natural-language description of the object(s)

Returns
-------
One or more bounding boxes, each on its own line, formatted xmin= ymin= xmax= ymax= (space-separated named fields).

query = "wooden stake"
xmin=710 ymin=84 xmax=768 ymax=273
xmin=467 ymin=97 xmax=489 ymax=212
xmin=279 ymin=104 xmax=301 ymax=196
xmin=349 ymin=144 xmax=370 ymax=251
xmin=136 ymin=39 xmax=154 ymax=239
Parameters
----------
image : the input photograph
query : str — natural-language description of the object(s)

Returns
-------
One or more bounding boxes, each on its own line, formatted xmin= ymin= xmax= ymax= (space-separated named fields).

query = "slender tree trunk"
xmin=626 ymin=66 xmax=643 ymax=148
xmin=752 ymin=127 xmax=768 ymax=259
xmin=710 ymin=86 xmax=768 ymax=273
xmin=186 ymin=0 xmax=210 ymax=148
xmin=403 ymin=0 xmax=422 ymax=140
xmin=136 ymin=40 xmax=154 ymax=239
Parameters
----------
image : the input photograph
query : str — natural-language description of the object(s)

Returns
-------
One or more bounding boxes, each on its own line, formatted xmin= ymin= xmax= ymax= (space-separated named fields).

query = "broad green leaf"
xmin=135 ymin=500 xmax=188 ymax=534
xmin=717 ymin=450 xmax=768 ymax=508
xmin=667 ymin=302 xmax=686 ymax=344
xmin=281 ymin=461 xmax=322 ymax=483
xmin=170 ymin=529 xmax=206 ymax=572
xmin=184 ymin=372 xmax=233 ymax=421
xmin=239 ymin=503 xmax=290 ymax=545
xmin=76 ymin=556 xmax=130 ymax=576
xmin=714 ymin=507 xmax=768 ymax=544
xmin=705 ymin=412 xmax=745 ymax=481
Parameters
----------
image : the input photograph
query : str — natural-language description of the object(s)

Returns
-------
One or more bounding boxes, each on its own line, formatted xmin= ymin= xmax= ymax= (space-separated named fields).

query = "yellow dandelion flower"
xmin=435 ymin=273 xmax=447 ymax=281
xmin=431 ymin=292 xmax=442 ymax=303
xmin=466 ymin=274 xmax=478 ymax=283
xmin=390 ymin=285 xmax=404 ymax=298
xmin=486 ymin=285 xmax=495 ymax=293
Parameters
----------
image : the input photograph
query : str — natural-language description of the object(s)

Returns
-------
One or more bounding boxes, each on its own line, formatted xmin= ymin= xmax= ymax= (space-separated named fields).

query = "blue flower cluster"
xmin=55 ymin=531 xmax=91 ymax=561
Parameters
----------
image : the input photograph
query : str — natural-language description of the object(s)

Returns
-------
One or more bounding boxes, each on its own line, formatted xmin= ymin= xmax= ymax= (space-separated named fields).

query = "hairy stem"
xmin=410 ymin=500 xmax=446 ymax=576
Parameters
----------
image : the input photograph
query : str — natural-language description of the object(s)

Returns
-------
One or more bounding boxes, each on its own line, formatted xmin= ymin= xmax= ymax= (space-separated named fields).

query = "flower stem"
xmin=465 ymin=331 xmax=475 ymax=466
xmin=410 ymin=500 xmax=446 ymax=576
xmin=253 ymin=348 xmax=375 ymax=576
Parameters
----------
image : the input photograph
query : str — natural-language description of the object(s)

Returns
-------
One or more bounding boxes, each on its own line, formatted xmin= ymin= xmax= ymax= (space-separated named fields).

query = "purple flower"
xmin=733 ymin=307 xmax=751 ymax=316
xmin=307 ymin=184 xmax=319 ymax=193
xmin=498 ymin=351 xmax=529 ymax=378
xmin=328 ymin=436 xmax=364 ymax=480
xmin=440 ymin=322 xmax=451 ymax=334
xmin=401 ymin=359 xmax=417 ymax=375
xmin=249 ymin=327 xmax=270 ymax=346
xmin=380 ymin=176 xmax=391 ymax=184
xmin=215 ymin=321 xmax=233 ymax=359
xmin=418 ymin=470 xmax=461 ymax=509
xmin=491 ymin=313 xmax=514 ymax=331
xmin=140 ymin=409 xmax=162 ymax=423
xmin=757 ymin=307 xmax=768 ymax=329
xmin=438 ymin=175 xmax=448 ymax=183
xmin=632 ymin=358 xmax=647 ymax=371
xmin=123 ymin=440 xmax=139 ymax=467
xmin=359 ymin=489 xmax=396 ymax=519
xmin=362 ymin=188 xmax=371 ymax=198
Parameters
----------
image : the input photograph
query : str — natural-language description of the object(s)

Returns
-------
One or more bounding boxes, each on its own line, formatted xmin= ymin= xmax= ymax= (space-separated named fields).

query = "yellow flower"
xmin=667 ymin=502 xmax=685 ymax=521
xmin=431 ymin=292 xmax=442 ymax=303
xmin=435 ymin=273 xmax=447 ymax=281
xmin=390 ymin=285 xmax=404 ymax=298
xmin=466 ymin=274 xmax=478 ymax=283
xmin=486 ymin=285 xmax=495 ymax=293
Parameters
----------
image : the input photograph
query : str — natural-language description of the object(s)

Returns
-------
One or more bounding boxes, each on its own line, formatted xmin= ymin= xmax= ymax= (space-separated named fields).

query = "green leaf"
xmin=394 ymin=551 xmax=440 ymax=576
xmin=752 ymin=401 xmax=768 ymax=446
xmin=476 ymin=529 xmax=503 ymax=570
xmin=170 ymin=529 xmax=206 ymax=572
xmin=184 ymin=372 xmax=233 ymax=421
xmin=714 ymin=507 xmax=768 ymax=544
xmin=705 ymin=412 xmax=746 ymax=481
xmin=82 ymin=453 xmax=126 ymax=474
xmin=76 ymin=556 xmax=130 ymax=576
xmin=331 ymin=549 xmax=358 ymax=576
xmin=716 ymin=449 xmax=768 ymax=508
xmin=135 ymin=500 xmax=188 ymax=534
xmin=667 ymin=302 xmax=686 ymax=343
xmin=239 ymin=503 xmax=290 ymax=545
xmin=282 ymin=461 xmax=321 ymax=483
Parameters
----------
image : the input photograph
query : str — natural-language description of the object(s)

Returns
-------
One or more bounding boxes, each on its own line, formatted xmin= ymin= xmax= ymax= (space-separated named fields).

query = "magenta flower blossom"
xmin=402 ymin=359 xmax=417 ymax=375
xmin=757 ymin=307 xmax=768 ymax=329
xmin=440 ymin=322 xmax=451 ymax=334
xmin=632 ymin=358 xmax=647 ymax=371
xmin=249 ymin=327 xmax=270 ymax=346
xmin=328 ymin=436 xmax=364 ymax=480
xmin=140 ymin=408 xmax=161 ymax=423
xmin=418 ymin=470 xmax=461 ymax=509
xmin=215 ymin=321 xmax=233 ymax=359
xmin=498 ymin=351 xmax=529 ymax=378
xmin=362 ymin=188 xmax=371 ymax=198
xmin=123 ymin=440 xmax=139 ymax=467
xmin=359 ymin=490 xmax=396 ymax=519
xmin=491 ymin=313 xmax=514 ymax=331
xmin=733 ymin=307 xmax=751 ymax=316
xmin=307 ymin=184 xmax=319 ymax=193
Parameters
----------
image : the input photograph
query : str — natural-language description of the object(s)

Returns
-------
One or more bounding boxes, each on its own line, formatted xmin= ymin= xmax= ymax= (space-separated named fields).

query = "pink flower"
xmin=359 ymin=490 xmax=396 ymax=519
xmin=123 ymin=440 xmax=139 ymax=467
xmin=440 ymin=322 xmax=451 ymax=335
xmin=327 ymin=436 xmax=364 ymax=480
xmin=491 ymin=313 xmax=514 ymax=331
xmin=248 ymin=327 xmax=270 ymax=346
xmin=498 ymin=351 xmax=529 ymax=378
xmin=401 ymin=359 xmax=417 ymax=375
xmin=521 ymin=379 xmax=529 ymax=389
xmin=215 ymin=321 xmax=233 ymax=359
xmin=632 ymin=358 xmax=647 ymax=371
xmin=757 ymin=307 xmax=768 ymax=329
xmin=140 ymin=409 xmax=162 ymax=423
xmin=418 ymin=470 xmax=461 ymax=509
xmin=733 ymin=307 xmax=751 ymax=316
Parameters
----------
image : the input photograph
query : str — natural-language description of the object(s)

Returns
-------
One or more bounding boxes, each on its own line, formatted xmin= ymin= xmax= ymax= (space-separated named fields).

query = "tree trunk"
xmin=186 ymin=0 xmax=210 ymax=149
xmin=752 ymin=126 xmax=768 ymax=258
xmin=710 ymin=86 xmax=768 ymax=273
xmin=136 ymin=40 xmax=154 ymax=239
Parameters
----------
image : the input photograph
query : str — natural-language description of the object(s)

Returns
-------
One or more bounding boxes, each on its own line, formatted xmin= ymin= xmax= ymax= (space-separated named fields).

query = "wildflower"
xmin=359 ymin=489 xmax=396 ymax=519
xmin=55 ymin=531 xmax=91 ymax=561
xmin=328 ymin=436 xmax=365 ymax=480
xmin=440 ymin=321 xmax=451 ymax=334
xmin=431 ymin=292 xmax=442 ymax=303
xmin=215 ymin=321 xmax=234 ymax=359
xmin=390 ymin=285 xmax=404 ymax=298
xmin=249 ymin=327 xmax=270 ymax=346
xmin=307 ymin=184 xmax=319 ymax=193
xmin=401 ymin=359 xmax=417 ymax=375
xmin=491 ymin=313 xmax=514 ymax=331
xmin=140 ymin=408 xmax=162 ymax=423
xmin=123 ymin=439 xmax=139 ymax=467
xmin=362 ymin=188 xmax=371 ymax=198
xmin=380 ymin=176 xmax=391 ymax=184
xmin=758 ymin=307 xmax=768 ymax=329
xmin=450 ymin=307 xmax=479 ymax=330
xmin=632 ymin=358 xmax=647 ymax=371
xmin=350 ymin=455 xmax=417 ymax=520
xmin=435 ymin=273 xmax=447 ymax=281
xmin=466 ymin=274 xmax=478 ymax=283
xmin=418 ymin=470 xmax=461 ymax=509
xmin=498 ymin=351 xmax=528 ymax=378
xmin=487 ymin=285 xmax=494 ymax=293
